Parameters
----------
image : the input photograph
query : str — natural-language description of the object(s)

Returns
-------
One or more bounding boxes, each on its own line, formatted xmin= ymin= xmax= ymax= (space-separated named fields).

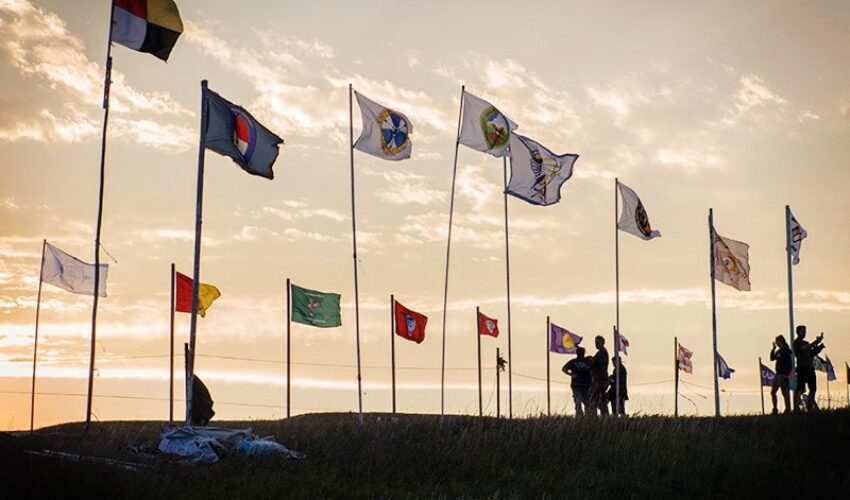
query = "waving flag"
xmin=506 ymin=135 xmax=578 ymax=206
xmin=550 ymin=323 xmax=582 ymax=355
xmin=713 ymin=231 xmax=751 ymax=291
xmin=788 ymin=210 xmax=808 ymax=265
xmin=112 ymin=0 xmax=184 ymax=62
xmin=353 ymin=91 xmax=412 ymax=160
xmin=814 ymin=356 xmax=836 ymax=382
xmin=760 ymin=361 xmax=775 ymax=387
xmin=618 ymin=182 xmax=661 ymax=240
xmin=174 ymin=272 xmax=221 ymax=318
xmin=394 ymin=301 xmax=427 ymax=343
xmin=715 ymin=352 xmax=735 ymax=379
xmin=477 ymin=312 xmax=499 ymax=338
xmin=458 ymin=92 xmax=517 ymax=157
xmin=41 ymin=242 xmax=108 ymax=297
xmin=291 ymin=284 xmax=341 ymax=328
xmin=203 ymin=87 xmax=284 ymax=180
xmin=677 ymin=344 xmax=693 ymax=374
xmin=617 ymin=333 xmax=630 ymax=355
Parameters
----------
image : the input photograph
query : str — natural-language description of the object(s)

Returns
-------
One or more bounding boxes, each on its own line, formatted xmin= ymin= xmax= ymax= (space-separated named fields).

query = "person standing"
xmin=589 ymin=336 xmax=610 ymax=416
xmin=769 ymin=335 xmax=792 ymax=414
xmin=562 ymin=347 xmax=592 ymax=417
xmin=793 ymin=325 xmax=825 ymax=411
xmin=608 ymin=356 xmax=628 ymax=416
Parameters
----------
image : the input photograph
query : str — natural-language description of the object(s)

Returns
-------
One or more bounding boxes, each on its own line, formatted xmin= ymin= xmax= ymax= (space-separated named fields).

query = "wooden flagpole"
xmin=614 ymin=178 xmax=622 ymax=417
xmin=758 ymin=357 xmax=765 ymax=415
xmin=503 ymin=156 xmax=513 ymax=419
xmin=86 ymin=3 xmax=117 ymax=429
xmin=348 ymin=84 xmax=364 ymax=425
xmin=30 ymin=239 xmax=46 ymax=432
xmin=709 ymin=208 xmax=720 ymax=418
xmin=286 ymin=278 xmax=291 ymax=418
xmin=784 ymin=205 xmax=798 ymax=410
xmin=440 ymin=85 xmax=465 ymax=420
xmin=476 ymin=307 xmax=482 ymax=417
xmin=546 ymin=316 xmax=551 ymax=416
xmin=674 ymin=336 xmax=679 ymax=417
xmin=169 ymin=263 xmax=175 ymax=423
xmin=391 ymin=295 xmax=396 ymax=414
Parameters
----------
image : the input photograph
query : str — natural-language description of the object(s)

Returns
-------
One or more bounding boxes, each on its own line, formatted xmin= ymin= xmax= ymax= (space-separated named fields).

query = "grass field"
xmin=1 ymin=410 xmax=849 ymax=499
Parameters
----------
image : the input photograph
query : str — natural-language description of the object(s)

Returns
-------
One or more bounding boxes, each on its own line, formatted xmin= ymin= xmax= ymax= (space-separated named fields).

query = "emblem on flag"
xmin=617 ymin=182 xmax=661 ymax=240
xmin=506 ymin=135 xmax=577 ymax=206
xmin=459 ymin=92 xmax=517 ymax=157
xmin=353 ymin=91 xmax=413 ymax=160
xmin=232 ymin=108 xmax=258 ymax=163
xmin=477 ymin=311 xmax=499 ymax=338
xmin=480 ymin=106 xmax=510 ymax=150
xmin=713 ymin=230 xmax=751 ymax=292
xmin=378 ymin=109 xmax=410 ymax=156
xmin=550 ymin=323 xmax=582 ymax=355
xmin=394 ymin=301 xmax=427 ymax=344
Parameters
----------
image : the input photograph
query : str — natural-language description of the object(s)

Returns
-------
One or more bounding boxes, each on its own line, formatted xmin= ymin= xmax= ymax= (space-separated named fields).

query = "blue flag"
xmin=760 ymin=362 xmax=775 ymax=387
xmin=203 ymin=86 xmax=283 ymax=180
xmin=814 ymin=356 xmax=837 ymax=382
xmin=715 ymin=352 xmax=735 ymax=379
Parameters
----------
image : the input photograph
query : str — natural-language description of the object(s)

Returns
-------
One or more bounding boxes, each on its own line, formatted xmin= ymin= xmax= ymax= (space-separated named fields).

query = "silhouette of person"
xmin=589 ymin=336 xmax=610 ymax=417
xmin=769 ymin=335 xmax=792 ymax=414
xmin=562 ymin=347 xmax=592 ymax=417
xmin=793 ymin=325 xmax=824 ymax=411
xmin=608 ymin=356 xmax=628 ymax=416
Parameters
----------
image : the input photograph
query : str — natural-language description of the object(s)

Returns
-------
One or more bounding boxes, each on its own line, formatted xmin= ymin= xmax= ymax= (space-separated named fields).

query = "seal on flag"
xmin=634 ymin=200 xmax=653 ymax=238
xmin=377 ymin=109 xmax=410 ymax=156
xmin=232 ymin=108 xmax=258 ymax=163
xmin=480 ymin=106 xmax=510 ymax=150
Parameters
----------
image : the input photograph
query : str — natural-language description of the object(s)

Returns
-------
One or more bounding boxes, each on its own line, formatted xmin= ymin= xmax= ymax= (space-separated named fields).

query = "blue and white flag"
xmin=458 ymin=91 xmax=517 ymax=158
xmin=353 ymin=91 xmax=412 ymax=160
xmin=814 ymin=356 xmax=836 ymax=381
xmin=203 ymin=86 xmax=284 ymax=180
xmin=715 ymin=352 xmax=735 ymax=379
xmin=506 ymin=134 xmax=577 ymax=206
xmin=41 ymin=242 xmax=108 ymax=297
xmin=760 ymin=361 xmax=775 ymax=387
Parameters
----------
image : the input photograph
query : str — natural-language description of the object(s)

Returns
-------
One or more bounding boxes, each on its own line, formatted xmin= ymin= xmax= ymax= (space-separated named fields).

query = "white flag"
xmin=713 ymin=230 xmax=750 ymax=292
xmin=353 ymin=91 xmax=412 ymax=161
xmin=41 ymin=242 xmax=108 ymax=297
xmin=506 ymin=135 xmax=577 ymax=206
xmin=458 ymin=91 xmax=517 ymax=157
xmin=617 ymin=182 xmax=660 ymax=240
xmin=617 ymin=333 xmax=629 ymax=355
xmin=788 ymin=210 xmax=807 ymax=265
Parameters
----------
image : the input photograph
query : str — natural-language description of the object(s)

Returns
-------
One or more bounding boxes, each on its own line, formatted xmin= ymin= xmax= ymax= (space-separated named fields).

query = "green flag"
xmin=291 ymin=284 xmax=341 ymax=328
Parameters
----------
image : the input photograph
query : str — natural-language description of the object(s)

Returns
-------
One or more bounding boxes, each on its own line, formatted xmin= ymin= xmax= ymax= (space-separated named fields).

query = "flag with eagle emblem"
xmin=506 ymin=134 xmax=578 ymax=206
xmin=713 ymin=230 xmax=751 ymax=291
xmin=617 ymin=181 xmax=661 ymax=240
xmin=353 ymin=91 xmax=413 ymax=160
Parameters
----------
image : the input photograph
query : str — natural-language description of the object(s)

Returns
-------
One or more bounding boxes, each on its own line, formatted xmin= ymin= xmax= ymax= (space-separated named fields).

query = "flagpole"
xmin=709 ymin=208 xmax=720 ymax=418
xmin=348 ymin=84 xmax=364 ymax=425
xmin=826 ymin=371 xmax=831 ymax=409
xmin=674 ymin=336 xmax=679 ymax=417
xmin=185 ymin=80 xmax=209 ymax=426
xmin=476 ymin=307 xmax=482 ymax=417
xmin=546 ymin=316 xmax=551 ymax=416
xmin=613 ymin=325 xmax=621 ymax=416
xmin=30 ymin=239 xmax=46 ymax=433
xmin=286 ymin=277 xmax=291 ymax=419
xmin=614 ymin=179 xmax=623 ymax=417
xmin=86 ymin=2 xmax=117 ymax=429
xmin=440 ymin=85 xmax=465 ymax=420
xmin=391 ymin=294 xmax=396 ymax=415
xmin=496 ymin=347 xmax=501 ymax=418
xmin=758 ymin=357 xmax=765 ymax=415
xmin=503 ymin=155 xmax=513 ymax=419
xmin=784 ymin=205 xmax=797 ymax=410
xmin=169 ymin=263 xmax=175 ymax=423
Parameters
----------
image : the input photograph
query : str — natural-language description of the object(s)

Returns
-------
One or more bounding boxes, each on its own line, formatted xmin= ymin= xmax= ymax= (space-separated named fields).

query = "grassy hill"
xmin=2 ymin=410 xmax=849 ymax=499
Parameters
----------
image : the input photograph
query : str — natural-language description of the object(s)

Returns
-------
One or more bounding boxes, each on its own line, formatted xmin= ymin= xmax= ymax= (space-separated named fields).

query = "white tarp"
xmin=158 ymin=426 xmax=304 ymax=463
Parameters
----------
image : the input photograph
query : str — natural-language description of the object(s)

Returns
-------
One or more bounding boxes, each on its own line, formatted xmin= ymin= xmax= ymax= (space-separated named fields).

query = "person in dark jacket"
xmin=562 ymin=347 xmax=592 ymax=417
xmin=608 ymin=356 xmax=628 ymax=416
xmin=769 ymin=335 xmax=792 ymax=414
xmin=589 ymin=336 xmax=610 ymax=417
xmin=191 ymin=375 xmax=215 ymax=426
xmin=793 ymin=325 xmax=824 ymax=411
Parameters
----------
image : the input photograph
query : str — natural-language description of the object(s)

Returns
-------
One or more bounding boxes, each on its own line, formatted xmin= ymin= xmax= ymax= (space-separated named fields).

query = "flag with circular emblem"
xmin=394 ymin=301 xmax=427 ymax=344
xmin=549 ymin=323 xmax=582 ymax=355
xmin=111 ymin=0 xmax=183 ymax=62
xmin=617 ymin=181 xmax=661 ymax=240
xmin=353 ymin=91 xmax=413 ymax=160
xmin=507 ymin=134 xmax=578 ymax=206
xmin=459 ymin=91 xmax=517 ymax=158
xmin=477 ymin=311 xmax=499 ymax=338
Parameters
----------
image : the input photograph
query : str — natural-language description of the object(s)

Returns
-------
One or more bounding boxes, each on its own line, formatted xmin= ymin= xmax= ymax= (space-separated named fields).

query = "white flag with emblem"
xmin=41 ymin=242 xmax=108 ymax=297
xmin=353 ymin=91 xmax=413 ymax=161
xmin=713 ymin=230 xmax=750 ymax=292
xmin=506 ymin=134 xmax=578 ymax=206
xmin=788 ymin=210 xmax=807 ymax=265
xmin=458 ymin=91 xmax=517 ymax=157
xmin=617 ymin=182 xmax=661 ymax=240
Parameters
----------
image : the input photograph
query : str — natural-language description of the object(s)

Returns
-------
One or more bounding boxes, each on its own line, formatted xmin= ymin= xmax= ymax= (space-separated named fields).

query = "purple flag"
xmin=550 ymin=323 xmax=582 ymax=355
xmin=760 ymin=362 xmax=775 ymax=387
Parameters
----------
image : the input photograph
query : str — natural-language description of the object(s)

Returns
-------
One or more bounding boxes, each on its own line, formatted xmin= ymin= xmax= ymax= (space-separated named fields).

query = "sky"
xmin=1 ymin=0 xmax=850 ymax=430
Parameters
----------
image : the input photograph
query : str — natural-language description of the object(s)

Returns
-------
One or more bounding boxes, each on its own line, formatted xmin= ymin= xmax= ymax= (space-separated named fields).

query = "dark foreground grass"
xmin=1 ymin=410 xmax=849 ymax=499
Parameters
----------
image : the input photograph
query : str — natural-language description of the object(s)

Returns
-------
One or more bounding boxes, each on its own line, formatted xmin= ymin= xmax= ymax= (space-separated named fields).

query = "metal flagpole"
xmin=86 ymin=3 xmax=117 ymax=429
xmin=784 ymin=205 xmax=797 ymax=410
xmin=391 ymin=295 xmax=396 ymax=414
xmin=286 ymin=278 xmax=291 ymax=418
xmin=614 ymin=178 xmax=622 ymax=417
xmin=613 ymin=325 xmax=621 ymax=416
xmin=185 ymin=80 xmax=209 ymax=426
xmin=440 ymin=85 xmax=465 ymax=420
xmin=709 ymin=208 xmax=720 ymax=418
xmin=846 ymin=362 xmax=849 ymax=408
xmin=826 ymin=371 xmax=831 ymax=409
xmin=476 ymin=307 xmax=482 ymax=417
xmin=546 ymin=316 xmax=551 ymax=416
xmin=758 ymin=357 xmax=765 ymax=415
xmin=30 ymin=239 xmax=46 ymax=433
xmin=496 ymin=347 xmax=501 ymax=418
xmin=503 ymin=156 xmax=513 ymax=419
xmin=348 ymin=84 xmax=364 ymax=425
xmin=169 ymin=263 xmax=175 ymax=423
xmin=674 ymin=337 xmax=679 ymax=417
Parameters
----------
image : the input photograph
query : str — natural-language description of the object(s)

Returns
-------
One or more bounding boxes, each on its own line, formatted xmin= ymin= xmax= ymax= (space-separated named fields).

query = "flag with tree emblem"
xmin=507 ymin=134 xmax=578 ymax=206
xmin=458 ymin=91 xmax=517 ymax=157
xmin=353 ymin=91 xmax=413 ymax=160
xmin=291 ymin=284 xmax=341 ymax=328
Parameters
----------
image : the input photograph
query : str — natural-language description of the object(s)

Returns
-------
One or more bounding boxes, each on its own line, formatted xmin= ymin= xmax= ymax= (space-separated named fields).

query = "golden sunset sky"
xmin=1 ymin=0 xmax=849 ymax=430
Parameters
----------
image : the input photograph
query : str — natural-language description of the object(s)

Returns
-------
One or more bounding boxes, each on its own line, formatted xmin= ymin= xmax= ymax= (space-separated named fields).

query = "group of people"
xmin=561 ymin=336 xmax=628 ymax=416
xmin=769 ymin=325 xmax=826 ymax=414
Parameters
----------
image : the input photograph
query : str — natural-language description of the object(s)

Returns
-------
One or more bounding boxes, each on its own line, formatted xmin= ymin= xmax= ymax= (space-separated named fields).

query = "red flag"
xmin=477 ymin=312 xmax=499 ymax=337
xmin=175 ymin=271 xmax=194 ymax=313
xmin=394 ymin=301 xmax=427 ymax=344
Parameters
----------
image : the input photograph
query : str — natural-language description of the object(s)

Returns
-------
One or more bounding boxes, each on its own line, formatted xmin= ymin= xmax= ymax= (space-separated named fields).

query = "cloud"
xmin=364 ymin=168 xmax=446 ymax=206
xmin=655 ymin=147 xmax=721 ymax=173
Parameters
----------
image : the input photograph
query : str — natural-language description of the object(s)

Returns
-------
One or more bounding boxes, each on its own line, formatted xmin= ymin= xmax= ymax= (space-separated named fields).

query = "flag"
xmin=203 ymin=86 xmax=284 ymax=180
xmin=617 ymin=182 xmax=661 ymax=240
xmin=174 ymin=272 xmax=221 ymax=318
xmin=394 ymin=301 xmax=427 ymax=343
xmin=353 ymin=91 xmax=412 ymax=160
xmin=111 ymin=0 xmax=183 ymax=62
xmin=478 ymin=312 xmax=499 ymax=338
xmin=617 ymin=333 xmax=629 ymax=355
xmin=506 ymin=134 xmax=578 ymax=206
xmin=458 ymin=92 xmax=517 ymax=157
xmin=41 ymin=242 xmax=108 ymax=297
xmin=715 ymin=352 xmax=735 ymax=379
xmin=760 ymin=361 xmax=776 ymax=387
xmin=713 ymin=230 xmax=751 ymax=291
xmin=677 ymin=344 xmax=693 ymax=374
xmin=291 ymin=284 xmax=341 ymax=328
xmin=788 ymin=210 xmax=808 ymax=265
xmin=549 ymin=323 xmax=582 ymax=355
xmin=814 ymin=356 xmax=836 ymax=382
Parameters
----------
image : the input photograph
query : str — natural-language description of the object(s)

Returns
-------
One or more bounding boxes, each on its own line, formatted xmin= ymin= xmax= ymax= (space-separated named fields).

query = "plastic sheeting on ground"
xmin=158 ymin=426 xmax=305 ymax=463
